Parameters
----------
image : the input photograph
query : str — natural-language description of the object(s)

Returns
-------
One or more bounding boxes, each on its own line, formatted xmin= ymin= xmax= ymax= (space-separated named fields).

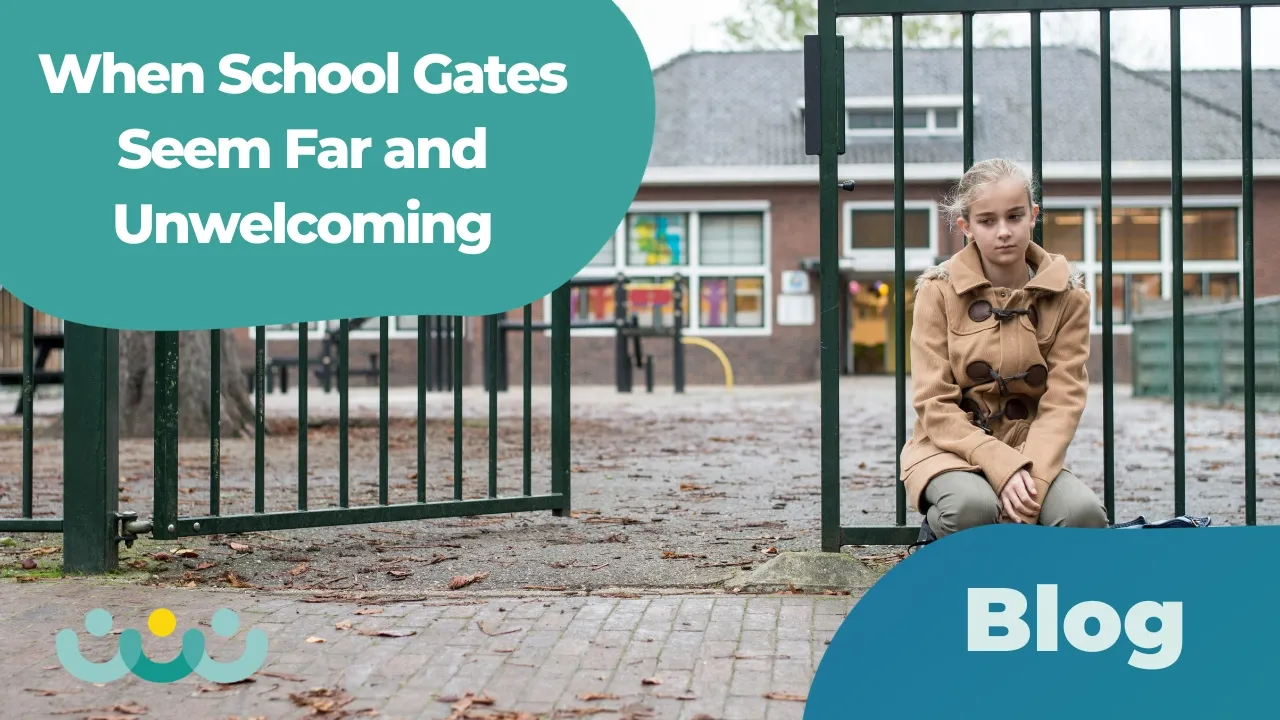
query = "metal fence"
xmin=813 ymin=0 xmax=1266 ymax=550
xmin=0 ymin=285 xmax=573 ymax=572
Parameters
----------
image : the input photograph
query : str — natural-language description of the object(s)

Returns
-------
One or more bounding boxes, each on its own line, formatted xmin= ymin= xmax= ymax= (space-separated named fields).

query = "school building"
xmin=3 ymin=45 xmax=1278 ymax=391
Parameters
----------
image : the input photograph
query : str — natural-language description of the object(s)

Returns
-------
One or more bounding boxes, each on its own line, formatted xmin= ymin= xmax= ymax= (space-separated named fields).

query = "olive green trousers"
xmin=922 ymin=469 xmax=1108 ymax=537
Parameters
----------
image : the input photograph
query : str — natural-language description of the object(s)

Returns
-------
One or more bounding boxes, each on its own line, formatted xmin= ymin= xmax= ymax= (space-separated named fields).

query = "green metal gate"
xmin=0 ymin=286 xmax=573 ymax=572
xmin=811 ymin=0 xmax=1265 ymax=551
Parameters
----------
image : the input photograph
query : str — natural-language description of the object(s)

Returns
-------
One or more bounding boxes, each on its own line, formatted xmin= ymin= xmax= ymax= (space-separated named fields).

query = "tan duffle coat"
xmin=900 ymin=239 xmax=1091 ymax=521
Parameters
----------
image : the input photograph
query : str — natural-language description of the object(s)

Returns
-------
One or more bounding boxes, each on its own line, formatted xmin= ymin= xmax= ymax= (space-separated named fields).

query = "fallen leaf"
xmin=227 ymin=541 xmax=252 ymax=553
xmin=174 ymin=549 xmax=199 ymax=558
xmin=305 ymin=636 xmax=326 ymax=644
xmin=355 ymin=628 xmax=417 ymax=638
xmin=523 ymin=585 xmax=568 ymax=591
xmin=761 ymin=546 xmax=778 ymax=555
xmin=448 ymin=571 xmax=489 ymax=590
xmin=20 ymin=558 xmax=36 ymax=570
xmin=387 ymin=569 xmax=410 ymax=579
xmin=223 ymin=572 xmax=254 ymax=588
xmin=335 ymin=620 xmax=352 ymax=631
xmin=764 ymin=691 xmax=807 ymax=701
xmin=23 ymin=688 xmax=59 ymax=696
xmin=16 ymin=576 xmax=38 ymax=583
xmin=656 ymin=693 xmax=698 ymax=700
xmin=578 ymin=693 xmax=619 ymax=701
xmin=290 ymin=563 xmax=309 ymax=576
xmin=679 ymin=483 xmax=709 ymax=491
xmin=427 ymin=554 xmax=458 ymax=565
xmin=195 ymin=561 xmax=217 ymax=570
xmin=641 ymin=677 xmax=662 ymax=686
xmin=25 ymin=546 xmax=60 ymax=556
xmin=355 ymin=607 xmax=384 ymax=616
xmin=661 ymin=551 xmax=707 ymax=560
xmin=554 ymin=709 xmax=612 ymax=717
xmin=289 ymin=687 xmax=354 ymax=714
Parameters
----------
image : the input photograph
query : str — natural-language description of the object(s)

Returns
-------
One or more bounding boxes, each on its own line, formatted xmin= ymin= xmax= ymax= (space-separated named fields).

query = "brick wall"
xmin=225 ymin=177 xmax=1280 ymax=391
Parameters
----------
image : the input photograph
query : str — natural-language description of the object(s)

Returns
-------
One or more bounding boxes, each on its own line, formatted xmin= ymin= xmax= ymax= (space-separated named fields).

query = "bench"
xmin=0 ymin=333 xmax=64 ymax=414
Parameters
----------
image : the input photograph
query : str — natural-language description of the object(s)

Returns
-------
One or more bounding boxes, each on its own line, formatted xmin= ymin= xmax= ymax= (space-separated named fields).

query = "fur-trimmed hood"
xmin=915 ymin=241 xmax=1085 ymax=297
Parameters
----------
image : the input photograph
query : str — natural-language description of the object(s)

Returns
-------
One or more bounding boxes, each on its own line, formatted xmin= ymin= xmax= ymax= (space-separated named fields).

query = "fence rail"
xmin=815 ymin=0 xmax=1264 ymax=548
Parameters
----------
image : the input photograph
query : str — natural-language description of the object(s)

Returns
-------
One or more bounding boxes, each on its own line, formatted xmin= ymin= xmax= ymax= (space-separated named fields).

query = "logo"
xmin=57 ymin=607 xmax=268 ymax=683
xmin=967 ymin=584 xmax=1183 ymax=670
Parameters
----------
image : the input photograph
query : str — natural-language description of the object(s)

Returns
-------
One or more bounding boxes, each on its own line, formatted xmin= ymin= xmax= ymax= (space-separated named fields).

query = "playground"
xmin=3 ymin=376 xmax=1276 ymax=595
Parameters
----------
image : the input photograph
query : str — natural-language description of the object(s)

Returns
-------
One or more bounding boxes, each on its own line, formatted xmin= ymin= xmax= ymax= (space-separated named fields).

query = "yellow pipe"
xmin=680 ymin=336 xmax=734 ymax=391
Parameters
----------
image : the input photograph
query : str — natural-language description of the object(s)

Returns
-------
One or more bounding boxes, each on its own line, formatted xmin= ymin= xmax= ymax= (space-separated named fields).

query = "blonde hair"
xmin=940 ymin=158 xmax=1040 ymax=230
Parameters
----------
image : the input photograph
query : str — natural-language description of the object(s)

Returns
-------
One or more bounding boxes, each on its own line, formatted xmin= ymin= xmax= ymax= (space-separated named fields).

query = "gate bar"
xmin=153 ymin=331 xmax=179 ymax=540
xmin=818 ymin=0 xmax=842 ymax=552
xmin=418 ymin=315 xmax=428 ymax=504
xmin=255 ymin=326 xmax=265 ymax=514
xmin=1242 ymin=6 xmax=1257 ymax=524
xmin=21 ymin=304 xmax=32 ymax=518
xmin=1101 ymin=9 xmax=1117 ymax=521
xmin=298 ymin=323 xmax=308 ymax=510
xmin=1171 ymin=9 xmax=1186 ymax=516
xmin=835 ymin=1 xmax=1278 ymax=15
xmin=210 ymin=329 xmax=221 ymax=516
xmin=62 ymin=323 xmax=118 ymax=572
xmin=1031 ymin=12 xmax=1044 ymax=247
xmin=551 ymin=282 xmax=572 ymax=516
xmin=454 ymin=316 xmax=463 ymax=500
xmin=339 ymin=319 xmax=350 ymax=508
xmin=380 ymin=317 xmax=389 ymax=506
xmin=524 ymin=303 xmax=533 ymax=496
xmin=963 ymin=13 xmax=974 ymax=171
xmin=893 ymin=13 xmax=908 ymax=527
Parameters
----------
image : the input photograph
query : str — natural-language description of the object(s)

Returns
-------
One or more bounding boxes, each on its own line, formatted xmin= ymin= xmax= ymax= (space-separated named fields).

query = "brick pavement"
xmin=0 ymin=580 xmax=854 ymax=720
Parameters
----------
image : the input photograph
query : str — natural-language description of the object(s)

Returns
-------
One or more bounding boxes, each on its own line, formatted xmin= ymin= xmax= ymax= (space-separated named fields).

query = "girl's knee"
xmin=1042 ymin=472 xmax=1108 ymax=528
xmin=933 ymin=492 xmax=1000 ymax=535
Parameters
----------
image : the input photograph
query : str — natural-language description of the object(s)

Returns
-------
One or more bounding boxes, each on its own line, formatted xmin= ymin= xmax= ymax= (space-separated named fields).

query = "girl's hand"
xmin=1000 ymin=469 xmax=1040 ymax=523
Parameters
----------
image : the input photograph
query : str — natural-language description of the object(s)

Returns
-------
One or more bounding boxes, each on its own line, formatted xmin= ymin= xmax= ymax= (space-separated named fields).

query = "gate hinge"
xmin=115 ymin=511 xmax=154 ymax=548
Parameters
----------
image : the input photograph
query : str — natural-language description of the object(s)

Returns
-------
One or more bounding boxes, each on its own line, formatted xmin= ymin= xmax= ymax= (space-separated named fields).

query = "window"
xmin=627 ymin=213 xmax=688 ymax=267
xmin=849 ymin=209 xmax=930 ymax=249
xmin=1042 ymin=209 xmax=1084 ymax=261
xmin=1095 ymin=207 xmax=1161 ymax=261
xmin=848 ymin=109 xmax=926 ymax=129
xmin=1184 ymin=208 xmax=1237 ymax=261
xmin=700 ymin=213 xmax=764 ymax=266
xmin=570 ymin=284 xmax=616 ymax=322
xmin=588 ymin=236 xmax=616 ymax=267
xmin=935 ymin=108 xmax=960 ymax=128
xmin=1183 ymin=272 xmax=1240 ymax=300
xmin=564 ymin=205 xmax=771 ymax=335
xmin=701 ymin=277 xmax=765 ymax=329
xmin=1096 ymin=274 xmax=1162 ymax=324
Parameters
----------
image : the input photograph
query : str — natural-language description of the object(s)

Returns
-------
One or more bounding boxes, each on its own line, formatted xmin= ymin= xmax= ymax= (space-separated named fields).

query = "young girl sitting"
xmin=902 ymin=158 xmax=1108 ymax=539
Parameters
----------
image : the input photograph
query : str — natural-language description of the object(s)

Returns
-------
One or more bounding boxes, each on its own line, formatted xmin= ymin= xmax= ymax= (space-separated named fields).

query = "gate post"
xmin=551 ymin=281 xmax=573 ymax=516
xmin=62 ymin=322 xmax=120 ymax=574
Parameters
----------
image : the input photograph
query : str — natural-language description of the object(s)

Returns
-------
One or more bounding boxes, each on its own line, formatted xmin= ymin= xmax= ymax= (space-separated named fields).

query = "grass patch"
xmin=2 ymin=565 xmax=63 ymax=580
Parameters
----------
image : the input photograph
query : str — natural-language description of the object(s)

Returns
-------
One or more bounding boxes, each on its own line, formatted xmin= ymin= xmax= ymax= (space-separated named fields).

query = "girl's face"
xmin=956 ymin=178 xmax=1039 ymax=269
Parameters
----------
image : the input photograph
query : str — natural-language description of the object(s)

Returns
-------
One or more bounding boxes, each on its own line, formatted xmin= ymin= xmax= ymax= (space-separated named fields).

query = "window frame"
xmin=1041 ymin=194 xmax=1244 ymax=334
xmin=843 ymin=95 xmax=968 ymax=139
xmin=554 ymin=200 xmax=773 ymax=338
xmin=841 ymin=200 xmax=940 ymax=273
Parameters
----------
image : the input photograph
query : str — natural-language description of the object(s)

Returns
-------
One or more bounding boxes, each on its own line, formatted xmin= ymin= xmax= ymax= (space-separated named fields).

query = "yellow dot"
xmin=148 ymin=608 xmax=176 ymax=637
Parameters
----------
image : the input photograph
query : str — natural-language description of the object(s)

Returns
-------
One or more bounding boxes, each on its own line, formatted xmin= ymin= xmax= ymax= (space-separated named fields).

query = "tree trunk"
xmin=117 ymin=330 xmax=255 ymax=439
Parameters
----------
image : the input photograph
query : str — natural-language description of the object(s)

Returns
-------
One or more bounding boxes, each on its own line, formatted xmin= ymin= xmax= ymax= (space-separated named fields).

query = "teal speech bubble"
xmin=0 ymin=1 xmax=655 ymax=330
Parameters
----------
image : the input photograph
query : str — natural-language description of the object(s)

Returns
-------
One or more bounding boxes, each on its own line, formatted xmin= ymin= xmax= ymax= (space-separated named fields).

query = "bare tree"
xmin=117 ymin=330 xmax=255 ymax=439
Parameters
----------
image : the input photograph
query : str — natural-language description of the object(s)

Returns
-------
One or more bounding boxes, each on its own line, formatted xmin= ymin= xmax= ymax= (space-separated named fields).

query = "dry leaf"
xmin=448 ymin=571 xmax=489 ymax=590
xmin=174 ymin=549 xmax=199 ymax=558
xmin=305 ymin=636 xmax=326 ymax=644
xmin=578 ymin=692 xmax=619 ymax=701
xmin=640 ymin=677 xmax=662 ymax=685
xmin=195 ymin=561 xmax=217 ymax=570
xmin=223 ymin=572 xmax=254 ymax=588
xmin=152 ymin=552 xmax=171 ymax=561
xmin=335 ymin=620 xmax=352 ymax=631
xmin=227 ymin=541 xmax=252 ymax=553
xmin=26 ymin=546 xmax=60 ymax=556
xmin=763 ymin=691 xmax=807 ymax=701
xmin=355 ymin=607 xmax=384 ymax=616
xmin=656 ymin=693 xmax=698 ymax=700
xmin=20 ymin=558 xmax=36 ymax=570
xmin=289 ymin=687 xmax=354 ymax=714
xmin=523 ymin=585 xmax=568 ymax=591
xmin=554 ymin=710 xmax=611 ymax=717
xmin=260 ymin=670 xmax=306 ymax=682
xmin=660 ymin=551 xmax=707 ymax=560
xmin=679 ymin=483 xmax=709 ymax=491
xmin=387 ymin=569 xmax=410 ymax=579
xmin=761 ymin=546 xmax=778 ymax=555
xmin=23 ymin=688 xmax=59 ymax=696
xmin=16 ymin=576 xmax=38 ymax=583
xmin=290 ymin=563 xmax=309 ymax=576
xmin=355 ymin=628 xmax=417 ymax=638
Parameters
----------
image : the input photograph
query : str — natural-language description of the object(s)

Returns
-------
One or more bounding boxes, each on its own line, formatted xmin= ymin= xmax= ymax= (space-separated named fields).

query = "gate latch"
xmin=115 ymin=511 xmax=154 ymax=548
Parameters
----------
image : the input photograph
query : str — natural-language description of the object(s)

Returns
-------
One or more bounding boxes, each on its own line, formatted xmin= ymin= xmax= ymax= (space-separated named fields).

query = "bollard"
xmin=645 ymin=355 xmax=654 ymax=393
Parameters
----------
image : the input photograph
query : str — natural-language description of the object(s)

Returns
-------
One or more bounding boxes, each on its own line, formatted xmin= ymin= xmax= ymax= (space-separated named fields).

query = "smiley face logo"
xmin=57 ymin=607 xmax=268 ymax=684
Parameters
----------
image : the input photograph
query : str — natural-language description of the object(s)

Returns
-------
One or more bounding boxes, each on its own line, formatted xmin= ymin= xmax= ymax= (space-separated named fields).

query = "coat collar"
xmin=947 ymin=240 xmax=1073 ymax=295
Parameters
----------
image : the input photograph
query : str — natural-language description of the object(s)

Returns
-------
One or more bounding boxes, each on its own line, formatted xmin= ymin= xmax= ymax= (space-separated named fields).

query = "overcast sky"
xmin=613 ymin=0 xmax=1280 ymax=71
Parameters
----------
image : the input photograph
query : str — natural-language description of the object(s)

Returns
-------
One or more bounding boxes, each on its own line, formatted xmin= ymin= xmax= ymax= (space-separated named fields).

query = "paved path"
xmin=0 ymin=581 xmax=851 ymax=720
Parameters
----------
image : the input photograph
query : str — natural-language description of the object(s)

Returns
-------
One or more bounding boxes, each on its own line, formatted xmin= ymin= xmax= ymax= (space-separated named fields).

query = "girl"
xmin=902 ymin=158 xmax=1108 ymax=542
